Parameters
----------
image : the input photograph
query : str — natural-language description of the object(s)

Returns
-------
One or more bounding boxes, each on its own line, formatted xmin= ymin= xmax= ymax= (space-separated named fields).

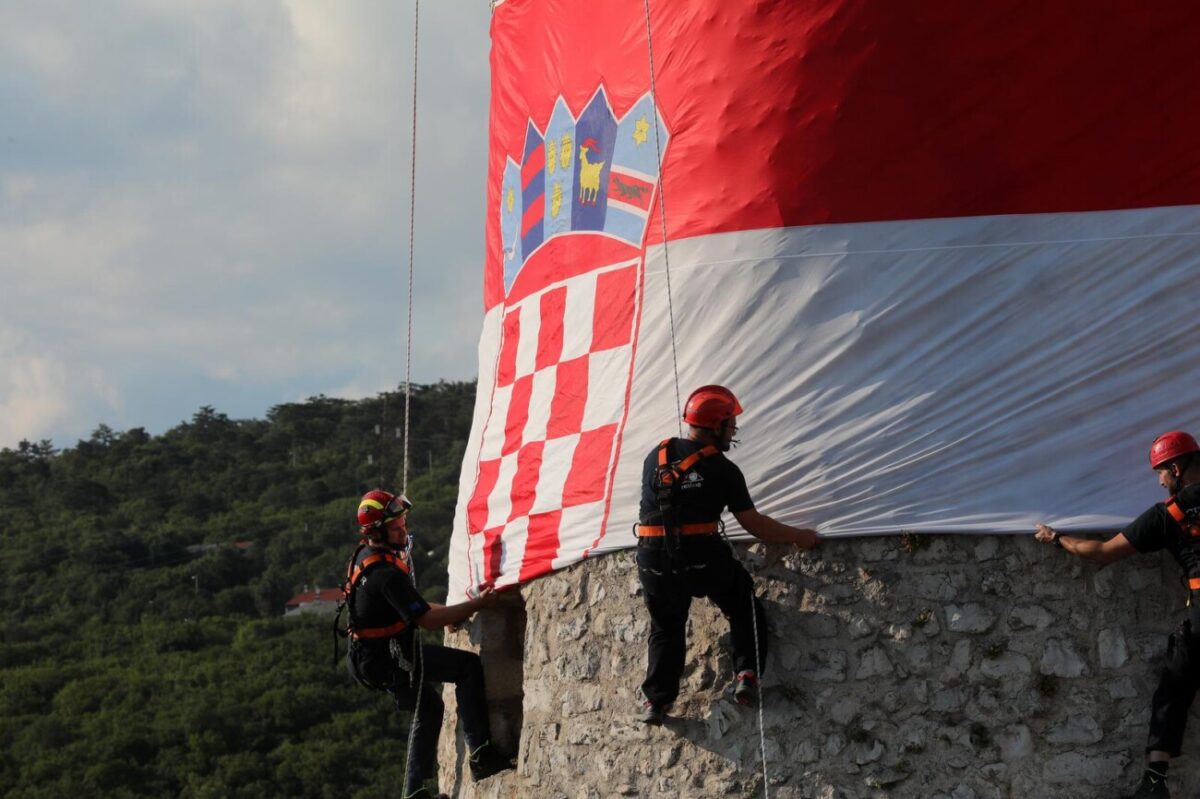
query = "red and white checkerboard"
xmin=464 ymin=259 xmax=641 ymax=586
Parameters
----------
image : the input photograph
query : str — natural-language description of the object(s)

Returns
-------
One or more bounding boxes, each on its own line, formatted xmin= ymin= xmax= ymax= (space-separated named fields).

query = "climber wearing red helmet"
xmin=1035 ymin=431 xmax=1200 ymax=798
xmin=635 ymin=385 xmax=820 ymax=725
xmin=341 ymin=490 xmax=514 ymax=799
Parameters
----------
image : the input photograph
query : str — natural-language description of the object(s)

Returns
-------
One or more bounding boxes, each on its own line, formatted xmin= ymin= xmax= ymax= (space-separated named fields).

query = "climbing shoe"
xmin=640 ymin=699 xmax=668 ymax=726
xmin=469 ymin=741 xmax=515 ymax=782
xmin=732 ymin=670 xmax=759 ymax=707
xmin=1127 ymin=769 xmax=1171 ymax=798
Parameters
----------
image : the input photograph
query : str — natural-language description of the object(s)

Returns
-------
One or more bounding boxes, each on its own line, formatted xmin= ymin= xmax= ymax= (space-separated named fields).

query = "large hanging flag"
xmin=449 ymin=0 xmax=1200 ymax=599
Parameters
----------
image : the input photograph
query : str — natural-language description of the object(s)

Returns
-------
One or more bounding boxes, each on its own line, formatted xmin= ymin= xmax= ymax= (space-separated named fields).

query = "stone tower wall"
xmin=439 ymin=535 xmax=1199 ymax=798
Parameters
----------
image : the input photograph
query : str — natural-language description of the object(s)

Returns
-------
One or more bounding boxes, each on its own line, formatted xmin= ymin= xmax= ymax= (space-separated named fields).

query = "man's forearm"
xmin=742 ymin=511 xmax=819 ymax=548
xmin=419 ymin=598 xmax=482 ymax=630
xmin=1059 ymin=535 xmax=1118 ymax=564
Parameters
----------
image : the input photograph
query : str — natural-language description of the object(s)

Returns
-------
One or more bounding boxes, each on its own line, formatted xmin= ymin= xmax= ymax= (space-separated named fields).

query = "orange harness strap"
xmin=1166 ymin=497 xmax=1200 ymax=538
xmin=346 ymin=550 xmax=410 ymax=589
xmin=350 ymin=620 xmax=409 ymax=640
xmin=638 ymin=522 xmax=720 ymax=537
xmin=657 ymin=439 xmax=719 ymax=472
xmin=343 ymin=546 xmax=413 ymax=640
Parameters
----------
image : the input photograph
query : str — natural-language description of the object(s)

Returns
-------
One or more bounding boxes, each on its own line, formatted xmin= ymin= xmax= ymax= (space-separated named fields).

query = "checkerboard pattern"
xmin=465 ymin=260 xmax=640 ymax=585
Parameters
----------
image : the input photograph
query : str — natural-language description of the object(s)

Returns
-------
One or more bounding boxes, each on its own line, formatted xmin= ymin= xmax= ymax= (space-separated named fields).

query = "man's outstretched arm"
xmin=734 ymin=508 xmax=819 ymax=549
xmin=1034 ymin=523 xmax=1137 ymax=565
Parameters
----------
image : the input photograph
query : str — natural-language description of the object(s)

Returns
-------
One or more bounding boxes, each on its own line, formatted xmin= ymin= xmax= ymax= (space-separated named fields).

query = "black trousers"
xmin=1147 ymin=603 xmax=1200 ymax=757
xmin=349 ymin=641 xmax=492 ymax=795
xmin=636 ymin=535 xmax=768 ymax=706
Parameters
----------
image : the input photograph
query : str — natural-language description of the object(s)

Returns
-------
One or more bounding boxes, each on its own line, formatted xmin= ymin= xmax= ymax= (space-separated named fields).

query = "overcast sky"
xmin=0 ymin=0 xmax=492 ymax=449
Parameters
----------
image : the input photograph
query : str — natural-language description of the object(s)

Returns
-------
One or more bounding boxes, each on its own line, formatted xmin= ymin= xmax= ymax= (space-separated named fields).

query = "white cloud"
xmin=0 ymin=1 xmax=493 ymax=446
xmin=0 ymin=329 xmax=122 ymax=446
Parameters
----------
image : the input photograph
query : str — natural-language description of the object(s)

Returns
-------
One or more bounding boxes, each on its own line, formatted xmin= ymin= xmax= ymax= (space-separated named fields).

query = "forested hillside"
xmin=0 ymin=382 xmax=476 ymax=798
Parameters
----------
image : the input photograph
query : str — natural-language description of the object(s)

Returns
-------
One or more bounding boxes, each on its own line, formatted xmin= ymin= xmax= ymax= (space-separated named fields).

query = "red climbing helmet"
xmin=682 ymin=385 xmax=743 ymax=429
xmin=357 ymin=490 xmax=412 ymax=531
xmin=1149 ymin=431 xmax=1200 ymax=469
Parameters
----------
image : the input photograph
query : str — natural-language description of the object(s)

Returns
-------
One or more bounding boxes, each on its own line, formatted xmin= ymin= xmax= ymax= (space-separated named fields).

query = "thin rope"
xmin=402 ymin=0 xmax=420 ymax=495
xmin=640 ymin=0 xmax=682 ymax=438
xmin=400 ymin=3 xmax=423 ymax=794
xmin=748 ymin=574 xmax=769 ymax=799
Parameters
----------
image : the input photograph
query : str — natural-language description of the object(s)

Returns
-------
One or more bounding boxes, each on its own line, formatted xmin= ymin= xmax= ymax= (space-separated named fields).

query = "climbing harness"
xmin=644 ymin=438 xmax=720 ymax=570
xmin=337 ymin=543 xmax=415 ymax=648
xmin=1165 ymin=493 xmax=1200 ymax=595
xmin=1166 ymin=495 xmax=1200 ymax=539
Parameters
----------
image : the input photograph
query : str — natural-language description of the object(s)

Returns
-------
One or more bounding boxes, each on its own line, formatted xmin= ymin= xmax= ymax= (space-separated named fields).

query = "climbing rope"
xmin=746 ymin=541 xmax=770 ymax=799
xmin=401 ymin=0 xmax=420 ymax=497
xmin=400 ymin=2 xmax=423 ymax=793
xmin=641 ymin=3 xmax=770 ymax=796
xmin=640 ymin=0 xmax=683 ymax=438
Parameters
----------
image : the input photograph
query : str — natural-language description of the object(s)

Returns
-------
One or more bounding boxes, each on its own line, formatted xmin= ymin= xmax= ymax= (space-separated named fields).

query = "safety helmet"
xmin=357 ymin=489 xmax=412 ymax=531
xmin=682 ymin=385 xmax=743 ymax=429
xmin=1149 ymin=431 xmax=1200 ymax=469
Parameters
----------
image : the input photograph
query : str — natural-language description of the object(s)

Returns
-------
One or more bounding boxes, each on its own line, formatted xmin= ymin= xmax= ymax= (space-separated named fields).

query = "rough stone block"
xmin=1106 ymin=676 xmax=1139 ymax=699
xmin=974 ymin=538 xmax=1000 ymax=562
xmin=1098 ymin=627 xmax=1129 ymax=669
xmin=1041 ymin=751 xmax=1129 ymax=786
xmin=946 ymin=603 xmax=997 ymax=633
xmin=1007 ymin=604 xmax=1054 ymax=631
xmin=802 ymin=649 xmax=848 ymax=683
xmin=800 ymin=612 xmax=840 ymax=638
xmin=1040 ymin=638 xmax=1088 ymax=677
xmin=1045 ymin=713 xmax=1103 ymax=745
xmin=855 ymin=646 xmax=894 ymax=679
xmin=996 ymin=723 xmax=1034 ymax=761
xmin=980 ymin=652 xmax=1031 ymax=679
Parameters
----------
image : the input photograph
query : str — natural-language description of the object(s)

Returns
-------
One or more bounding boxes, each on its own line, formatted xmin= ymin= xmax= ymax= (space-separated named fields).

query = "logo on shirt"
xmin=681 ymin=471 xmax=704 ymax=490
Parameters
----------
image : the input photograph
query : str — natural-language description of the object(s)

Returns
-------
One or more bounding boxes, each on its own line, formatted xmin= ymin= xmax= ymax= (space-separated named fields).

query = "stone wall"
xmin=439 ymin=535 xmax=1199 ymax=798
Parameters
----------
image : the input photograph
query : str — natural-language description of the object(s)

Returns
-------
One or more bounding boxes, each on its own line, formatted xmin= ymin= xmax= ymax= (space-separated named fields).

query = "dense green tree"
xmin=0 ymin=382 xmax=476 ymax=797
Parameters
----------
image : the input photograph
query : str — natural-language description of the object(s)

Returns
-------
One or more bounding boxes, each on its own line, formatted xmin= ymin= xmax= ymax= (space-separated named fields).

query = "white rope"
xmin=640 ymin=3 xmax=770 ymax=795
xmin=748 ymin=572 xmax=770 ymax=799
xmin=640 ymin=0 xmax=682 ymax=438
xmin=402 ymin=0 xmax=420 ymax=496
xmin=400 ymin=4 xmax=424 ymax=795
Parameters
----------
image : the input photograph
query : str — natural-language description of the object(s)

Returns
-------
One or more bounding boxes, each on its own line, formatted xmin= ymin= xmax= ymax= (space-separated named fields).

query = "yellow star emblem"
xmin=633 ymin=116 xmax=650 ymax=146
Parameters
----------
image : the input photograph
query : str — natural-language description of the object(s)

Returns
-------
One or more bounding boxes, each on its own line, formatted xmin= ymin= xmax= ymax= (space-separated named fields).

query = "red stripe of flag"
xmin=496 ymin=310 xmax=520 ymax=388
xmin=502 ymin=374 xmax=533 ymax=456
xmin=547 ymin=356 xmax=589 ymax=439
xmin=562 ymin=424 xmax=619 ymax=507
xmin=508 ymin=441 xmax=545 ymax=521
xmin=521 ymin=200 xmax=544 ymax=238
xmin=591 ymin=265 xmax=637 ymax=352
xmin=521 ymin=144 xmax=544 ymax=188
xmin=535 ymin=287 xmax=566 ymax=370
xmin=467 ymin=458 xmax=501 ymax=534
xmin=518 ymin=510 xmax=562 ymax=582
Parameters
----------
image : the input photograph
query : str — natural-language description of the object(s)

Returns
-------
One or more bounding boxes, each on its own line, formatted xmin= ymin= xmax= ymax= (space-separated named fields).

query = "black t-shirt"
xmin=350 ymin=548 xmax=431 ymax=651
xmin=1122 ymin=484 xmax=1200 ymax=576
xmin=639 ymin=437 xmax=755 ymax=526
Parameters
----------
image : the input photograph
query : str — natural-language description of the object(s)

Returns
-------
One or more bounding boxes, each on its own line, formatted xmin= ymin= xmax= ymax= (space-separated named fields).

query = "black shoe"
xmin=1127 ymin=769 xmax=1171 ymax=798
xmin=732 ymin=670 xmax=758 ymax=707
xmin=469 ymin=741 xmax=515 ymax=782
xmin=639 ymin=698 xmax=667 ymax=725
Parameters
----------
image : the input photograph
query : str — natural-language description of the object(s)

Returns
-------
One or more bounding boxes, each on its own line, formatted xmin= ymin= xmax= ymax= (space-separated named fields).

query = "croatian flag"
xmin=449 ymin=0 xmax=1200 ymax=599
